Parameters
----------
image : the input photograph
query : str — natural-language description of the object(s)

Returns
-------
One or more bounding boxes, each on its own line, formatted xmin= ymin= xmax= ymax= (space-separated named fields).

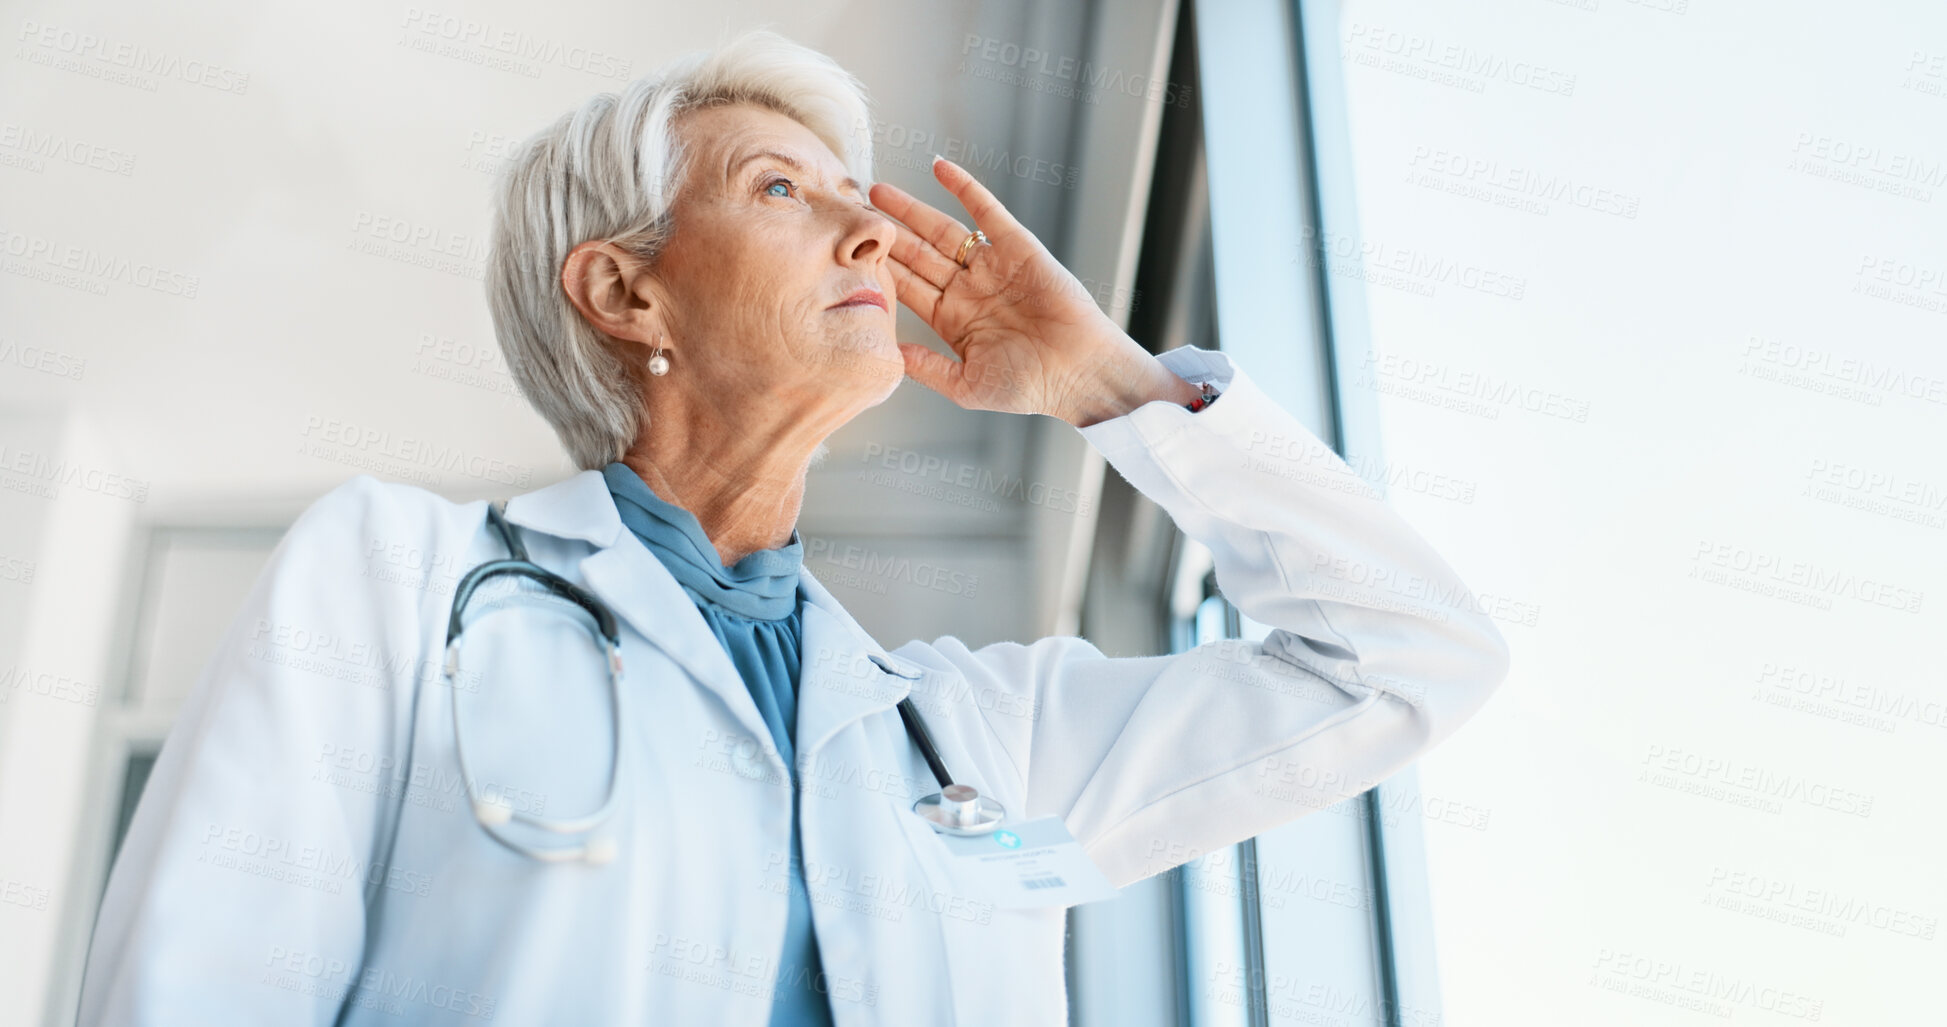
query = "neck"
xmin=619 ymin=386 xmax=843 ymax=567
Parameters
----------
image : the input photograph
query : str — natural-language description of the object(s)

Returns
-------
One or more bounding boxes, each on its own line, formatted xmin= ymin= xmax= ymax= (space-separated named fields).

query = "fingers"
xmin=869 ymin=157 xmax=1020 ymax=271
xmin=869 ymin=179 xmax=972 ymax=271
xmin=929 ymin=156 xmax=1024 ymax=242
xmin=886 ymin=219 xmax=962 ymax=292
xmin=885 ymin=258 xmax=943 ymax=325
xmin=899 ymin=341 xmax=965 ymax=402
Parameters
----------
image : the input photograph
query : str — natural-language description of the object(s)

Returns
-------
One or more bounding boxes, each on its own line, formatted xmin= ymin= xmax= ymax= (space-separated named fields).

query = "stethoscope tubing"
xmin=440 ymin=500 xmax=998 ymax=861
xmin=895 ymin=697 xmax=953 ymax=792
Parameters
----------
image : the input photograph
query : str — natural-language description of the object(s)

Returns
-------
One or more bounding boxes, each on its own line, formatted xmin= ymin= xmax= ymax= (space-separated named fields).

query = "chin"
xmin=824 ymin=338 xmax=904 ymax=387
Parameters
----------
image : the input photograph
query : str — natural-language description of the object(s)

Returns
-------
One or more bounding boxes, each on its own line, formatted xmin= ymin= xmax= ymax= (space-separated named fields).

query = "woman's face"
xmin=647 ymin=103 xmax=904 ymax=415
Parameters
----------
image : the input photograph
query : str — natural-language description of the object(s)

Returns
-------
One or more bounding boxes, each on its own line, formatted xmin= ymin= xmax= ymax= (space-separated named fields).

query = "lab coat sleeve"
xmin=77 ymin=475 xmax=430 ymax=1025
xmin=916 ymin=346 xmax=1510 ymax=889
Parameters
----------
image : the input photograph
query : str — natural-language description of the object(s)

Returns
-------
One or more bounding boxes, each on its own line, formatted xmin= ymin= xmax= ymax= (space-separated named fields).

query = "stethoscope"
xmin=439 ymin=501 xmax=1007 ymax=866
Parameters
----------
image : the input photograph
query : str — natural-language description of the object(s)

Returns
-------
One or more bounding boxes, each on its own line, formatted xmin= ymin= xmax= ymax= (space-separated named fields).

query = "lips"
xmin=832 ymin=288 xmax=887 ymax=311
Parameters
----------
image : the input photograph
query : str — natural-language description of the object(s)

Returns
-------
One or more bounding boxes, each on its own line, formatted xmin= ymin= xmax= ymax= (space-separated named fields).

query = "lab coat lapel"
xmin=501 ymin=470 xmax=922 ymax=766
xmin=793 ymin=566 xmax=920 ymax=769
xmin=501 ymin=470 xmax=775 ymax=747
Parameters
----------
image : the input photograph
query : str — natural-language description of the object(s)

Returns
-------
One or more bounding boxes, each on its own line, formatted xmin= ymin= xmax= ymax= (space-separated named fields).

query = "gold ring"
xmin=954 ymin=230 xmax=988 ymax=268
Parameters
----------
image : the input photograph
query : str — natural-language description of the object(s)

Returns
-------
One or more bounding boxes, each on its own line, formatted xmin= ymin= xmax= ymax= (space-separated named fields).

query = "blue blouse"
xmin=602 ymin=462 xmax=835 ymax=1027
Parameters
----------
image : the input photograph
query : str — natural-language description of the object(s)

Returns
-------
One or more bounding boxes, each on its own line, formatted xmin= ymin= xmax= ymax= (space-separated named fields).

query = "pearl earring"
xmin=647 ymin=337 xmax=669 ymax=376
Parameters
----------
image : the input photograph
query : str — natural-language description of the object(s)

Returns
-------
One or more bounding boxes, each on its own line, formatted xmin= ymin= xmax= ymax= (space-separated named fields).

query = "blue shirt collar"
xmin=601 ymin=461 xmax=803 ymax=620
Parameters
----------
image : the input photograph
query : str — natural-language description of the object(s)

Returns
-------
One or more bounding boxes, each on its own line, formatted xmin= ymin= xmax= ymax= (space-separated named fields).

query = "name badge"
xmin=932 ymin=816 xmax=1118 ymax=909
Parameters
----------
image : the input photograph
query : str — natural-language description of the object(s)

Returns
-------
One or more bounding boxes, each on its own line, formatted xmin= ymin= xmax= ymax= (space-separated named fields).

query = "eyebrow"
xmin=727 ymin=147 xmax=863 ymax=197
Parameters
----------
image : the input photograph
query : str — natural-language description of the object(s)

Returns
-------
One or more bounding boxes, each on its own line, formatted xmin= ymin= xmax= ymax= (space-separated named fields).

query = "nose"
xmin=836 ymin=201 xmax=896 ymax=269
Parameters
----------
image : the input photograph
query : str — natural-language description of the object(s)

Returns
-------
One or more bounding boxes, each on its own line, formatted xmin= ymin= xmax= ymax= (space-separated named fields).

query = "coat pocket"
xmin=880 ymin=797 xmax=1069 ymax=1024
xmin=882 ymin=794 xmax=971 ymax=908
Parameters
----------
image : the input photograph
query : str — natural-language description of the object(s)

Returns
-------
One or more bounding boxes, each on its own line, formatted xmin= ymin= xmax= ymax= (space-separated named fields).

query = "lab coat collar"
xmin=501 ymin=469 xmax=924 ymax=768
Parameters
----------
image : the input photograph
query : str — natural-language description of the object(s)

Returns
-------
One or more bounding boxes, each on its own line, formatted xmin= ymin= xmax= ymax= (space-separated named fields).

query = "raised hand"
xmin=868 ymin=156 xmax=1198 ymax=427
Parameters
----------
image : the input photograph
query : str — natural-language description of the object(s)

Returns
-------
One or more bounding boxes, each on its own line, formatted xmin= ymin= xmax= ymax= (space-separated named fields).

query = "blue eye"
xmin=764 ymin=177 xmax=794 ymax=198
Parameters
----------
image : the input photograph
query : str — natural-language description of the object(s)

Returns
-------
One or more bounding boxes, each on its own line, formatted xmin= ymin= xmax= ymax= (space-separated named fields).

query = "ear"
xmin=561 ymin=241 xmax=659 ymax=345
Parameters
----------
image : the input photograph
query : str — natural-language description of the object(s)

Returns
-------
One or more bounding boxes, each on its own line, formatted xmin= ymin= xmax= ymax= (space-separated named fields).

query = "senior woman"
xmin=78 ymin=29 xmax=1509 ymax=1027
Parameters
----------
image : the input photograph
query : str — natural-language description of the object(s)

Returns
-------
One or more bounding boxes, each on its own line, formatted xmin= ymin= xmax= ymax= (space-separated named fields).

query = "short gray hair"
xmin=486 ymin=28 xmax=877 ymax=470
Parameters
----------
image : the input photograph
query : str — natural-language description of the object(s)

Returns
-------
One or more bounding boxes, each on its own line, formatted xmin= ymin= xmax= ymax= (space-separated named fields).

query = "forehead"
xmin=684 ymin=103 xmax=860 ymax=194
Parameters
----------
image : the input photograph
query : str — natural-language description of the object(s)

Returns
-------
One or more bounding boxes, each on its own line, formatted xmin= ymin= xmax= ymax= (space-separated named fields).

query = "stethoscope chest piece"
xmin=913 ymin=783 xmax=1007 ymax=836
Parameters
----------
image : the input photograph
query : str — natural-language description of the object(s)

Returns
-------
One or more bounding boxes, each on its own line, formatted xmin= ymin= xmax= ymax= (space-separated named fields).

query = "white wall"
xmin=1320 ymin=1 xmax=1945 ymax=1022
xmin=0 ymin=410 xmax=137 ymax=1026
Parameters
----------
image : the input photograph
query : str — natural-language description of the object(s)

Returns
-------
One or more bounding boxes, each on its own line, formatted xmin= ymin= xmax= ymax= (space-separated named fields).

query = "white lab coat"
xmin=76 ymin=346 xmax=1510 ymax=1025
